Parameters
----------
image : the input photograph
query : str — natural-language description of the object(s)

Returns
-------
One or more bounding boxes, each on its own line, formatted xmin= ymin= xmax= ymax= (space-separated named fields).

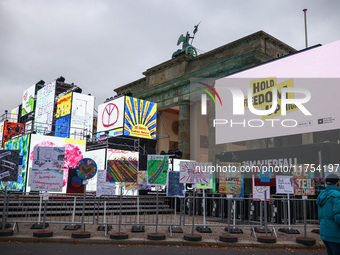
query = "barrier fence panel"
xmin=96 ymin=195 xmax=176 ymax=228
xmin=0 ymin=192 xmax=96 ymax=225
xmin=182 ymin=194 xmax=320 ymax=230
xmin=1 ymin=191 xmax=321 ymax=233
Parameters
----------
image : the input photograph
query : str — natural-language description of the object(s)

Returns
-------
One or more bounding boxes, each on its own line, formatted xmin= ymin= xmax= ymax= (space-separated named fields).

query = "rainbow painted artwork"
xmin=124 ymin=96 xmax=157 ymax=140
xmin=106 ymin=160 xmax=138 ymax=183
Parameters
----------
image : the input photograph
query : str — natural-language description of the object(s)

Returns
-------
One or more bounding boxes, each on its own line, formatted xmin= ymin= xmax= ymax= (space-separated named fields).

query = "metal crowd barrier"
xmin=0 ymin=192 xmax=96 ymax=226
xmin=182 ymin=193 xmax=320 ymax=230
xmin=1 ymin=191 xmax=320 ymax=235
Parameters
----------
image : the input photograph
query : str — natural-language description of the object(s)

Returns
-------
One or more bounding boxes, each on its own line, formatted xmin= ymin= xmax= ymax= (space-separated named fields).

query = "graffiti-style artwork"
xmin=0 ymin=150 xmax=20 ymax=182
xmin=2 ymin=134 xmax=30 ymax=191
xmin=2 ymin=122 xmax=25 ymax=147
xmin=106 ymin=160 xmax=138 ymax=183
xmin=147 ymin=155 xmax=169 ymax=185
xmin=293 ymin=164 xmax=315 ymax=196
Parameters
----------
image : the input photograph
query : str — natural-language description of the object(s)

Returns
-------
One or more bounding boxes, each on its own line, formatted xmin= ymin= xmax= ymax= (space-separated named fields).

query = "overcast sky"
xmin=1 ymin=0 xmax=340 ymax=116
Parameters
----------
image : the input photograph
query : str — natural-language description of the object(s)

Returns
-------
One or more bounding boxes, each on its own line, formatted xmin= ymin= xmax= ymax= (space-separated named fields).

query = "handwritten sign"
xmin=31 ymin=169 xmax=63 ymax=191
xmin=276 ymin=175 xmax=294 ymax=194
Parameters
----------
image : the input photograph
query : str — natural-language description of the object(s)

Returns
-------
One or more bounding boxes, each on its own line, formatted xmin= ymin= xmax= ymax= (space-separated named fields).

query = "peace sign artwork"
xmin=97 ymin=96 xmax=125 ymax=132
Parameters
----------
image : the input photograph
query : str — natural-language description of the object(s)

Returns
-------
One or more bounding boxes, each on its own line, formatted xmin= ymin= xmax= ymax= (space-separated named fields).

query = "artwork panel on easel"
xmin=292 ymin=164 xmax=315 ymax=196
xmin=252 ymin=175 xmax=270 ymax=201
xmin=106 ymin=160 xmax=138 ymax=183
xmin=147 ymin=155 xmax=169 ymax=185
xmin=179 ymin=162 xmax=210 ymax=184
xmin=167 ymin=171 xmax=185 ymax=198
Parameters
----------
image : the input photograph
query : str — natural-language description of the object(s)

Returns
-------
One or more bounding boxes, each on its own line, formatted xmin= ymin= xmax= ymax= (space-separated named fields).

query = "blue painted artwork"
xmin=167 ymin=171 xmax=185 ymax=198
xmin=55 ymin=115 xmax=70 ymax=138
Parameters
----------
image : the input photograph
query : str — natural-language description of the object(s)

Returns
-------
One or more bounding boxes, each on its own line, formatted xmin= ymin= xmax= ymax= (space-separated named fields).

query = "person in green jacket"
xmin=316 ymin=173 xmax=340 ymax=255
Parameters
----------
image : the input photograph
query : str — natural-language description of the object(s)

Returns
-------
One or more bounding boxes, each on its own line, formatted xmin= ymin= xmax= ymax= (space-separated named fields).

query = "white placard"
xmin=70 ymin=93 xmax=95 ymax=139
xmin=276 ymin=175 xmax=294 ymax=194
xmin=31 ymin=169 xmax=63 ymax=192
xmin=97 ymin=96 xmax=125 ymax=132
xmin=34 ymin=81 xmax=56 ymax=134
xmin=252 ymin=175 xmax=270 ymax=201
xmin=96 ymin=170 xmax=116 ymax=197
xmin=21 ymin=84 xmax=36 ymax=116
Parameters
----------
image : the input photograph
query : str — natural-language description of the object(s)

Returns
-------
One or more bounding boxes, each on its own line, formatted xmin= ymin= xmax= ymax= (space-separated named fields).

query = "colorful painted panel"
xmin=76 ymin=158 xmax=97 ymax=180
xmin=106 ymin=160 xmax=138 ymax=183
xmin=254 ymin=165 xmax=276 ymax=186
xmin=2 ymin=122 xmax=25 ymax=147
xmin=0 ymin=150 xmax=20 ymax=182
xmin=28 ymin=134 xmax=86 ymax=193
xmin=179 ymin=162 xmax=210 ymax=184
xmin=147 ymin=155 xmax=169 ymax=185
xmin=219 ymin=162 xmax=242 ymax=194
xmin=56 ymin=92 xmax=72 ymax=118
xmin=293 ymin=164 xmax=315 ymax=196
xmin=124 ymin=96 xmax=157 ymax=140
xmin=2 ymin=134 xmax=30 ymax=191
xmin=21 ymin=84 xmax=36 ymax=116
xmin=84 ymin=148 xmax=106 ymax=192
xmin=196 ymin=162 xmax=213 ymax=189
xmin=107 ymin=149 xmax=138 ymax=161
xmin=167 ymin=171 xmax=185 ymax=197
xmin=55 ymin=115 xmax=71 ymax=138
xmin=66 ymin=168 xmax=84 ymax=194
